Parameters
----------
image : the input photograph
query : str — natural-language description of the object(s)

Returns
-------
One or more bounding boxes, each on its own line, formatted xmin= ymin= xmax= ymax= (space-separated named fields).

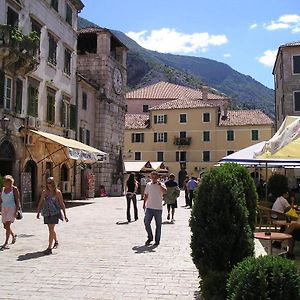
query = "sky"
xmin=79 ymin=0 xmax=300 ymax=89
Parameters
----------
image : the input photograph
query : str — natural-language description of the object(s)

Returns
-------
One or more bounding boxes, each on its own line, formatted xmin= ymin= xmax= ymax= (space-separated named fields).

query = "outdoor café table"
xmin=254 ymin=232 xmax=292 ymax=255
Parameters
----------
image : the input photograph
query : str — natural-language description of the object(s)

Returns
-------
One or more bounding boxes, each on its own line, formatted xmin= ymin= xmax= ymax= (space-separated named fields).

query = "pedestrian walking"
xmin=183 ymin=175 xmax=190 ymax=207
xmin=143 ymin=171 xmax=167 ymax=246
xmin=187 ymin=177 xmax=198 ymax=208
xmin=140 ymin=175 xmax=146 ymax=200
xmin=163 ymin=174 xmax=180 ymax=223
xmin=125 ymin=173 xmax=138 ymax=222
xmin=36 ymin=177 xmax=68 ymax=255
xmin=0 ymin=175 xmax=20 ymax=249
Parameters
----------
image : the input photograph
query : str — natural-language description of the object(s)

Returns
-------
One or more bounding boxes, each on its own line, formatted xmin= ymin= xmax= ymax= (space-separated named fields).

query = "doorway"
xmin=24 ymin=160 xmax=37 ymax=203
xmin=0 ymin=140 xmax=15 ymax=176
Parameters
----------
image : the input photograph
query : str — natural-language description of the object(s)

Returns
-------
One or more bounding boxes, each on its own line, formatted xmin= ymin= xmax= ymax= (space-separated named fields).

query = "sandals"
xmin=43 ymin=248 xmax=52 ymax=255
xmin=12 ymin=235 xmax=17 ymax=244
xmin=53 ymin=241 xmax=59 ymax=249
xmin=1 ymin=244 xmax=9 ymax=250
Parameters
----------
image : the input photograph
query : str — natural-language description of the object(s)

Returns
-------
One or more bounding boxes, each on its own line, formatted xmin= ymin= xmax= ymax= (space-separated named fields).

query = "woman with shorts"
xmin=37 ymin=177 xmax=68 ymax=255
xmin=0 ymin=175 xmax=20 ymax=249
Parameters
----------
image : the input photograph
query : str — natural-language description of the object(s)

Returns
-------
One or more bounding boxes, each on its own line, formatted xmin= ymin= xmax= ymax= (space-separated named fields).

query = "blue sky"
xmin=80 ymin=0 xmax=300 ymax=89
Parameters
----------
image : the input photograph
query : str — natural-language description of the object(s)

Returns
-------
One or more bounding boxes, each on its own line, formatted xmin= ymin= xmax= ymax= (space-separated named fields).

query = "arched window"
xmin=60 ymin=163 xmax=69 ymax=181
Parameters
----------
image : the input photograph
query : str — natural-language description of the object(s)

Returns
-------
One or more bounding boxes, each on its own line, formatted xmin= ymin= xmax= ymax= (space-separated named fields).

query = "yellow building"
xmin=125 ymin=82 xmax=273 ymax=186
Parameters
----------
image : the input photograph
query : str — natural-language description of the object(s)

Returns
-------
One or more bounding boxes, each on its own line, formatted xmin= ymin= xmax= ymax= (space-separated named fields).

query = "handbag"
xmin=16 ymin=209 xmax=23 ymax=220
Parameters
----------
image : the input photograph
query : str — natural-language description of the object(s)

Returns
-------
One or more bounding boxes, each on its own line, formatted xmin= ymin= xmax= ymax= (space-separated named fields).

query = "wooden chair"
xmin=258 ymin=201 xmax=272 ymax=209
xmin=256 ymin=205 xmax=287 ymax=231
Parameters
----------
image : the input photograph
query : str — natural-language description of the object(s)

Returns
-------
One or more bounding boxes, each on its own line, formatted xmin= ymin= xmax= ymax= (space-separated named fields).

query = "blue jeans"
xmin=144 ymin=208 xmax=162 ymax=243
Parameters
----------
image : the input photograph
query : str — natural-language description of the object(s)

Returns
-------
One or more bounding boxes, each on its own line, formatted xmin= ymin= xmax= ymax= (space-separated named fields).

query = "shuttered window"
xmin=66 ymin=3 xmax=72 ymax=25
xmin=86 ymin=129 xmax=90 ymax=145
xmin=48 ymin=34 xmax=57 ymax=65
xmin=27 ymin=83 xmax=39 ymax=117
xmin=70 ymin=104 xmax=77 ymax=130
xmin=293 ymin=56 xmax=300 ymax=74
xmin=47 ymin=90 xmax=56 ymax=123
xmin=0 ymin=69 xmax=5 ymax=108
xmin=64 ymin=49 xmax=71 ymax=75
xmin=51 ymin=0 xmax=59 ymax=11
xmin=15 ymin=78 xmax=23 ymax=114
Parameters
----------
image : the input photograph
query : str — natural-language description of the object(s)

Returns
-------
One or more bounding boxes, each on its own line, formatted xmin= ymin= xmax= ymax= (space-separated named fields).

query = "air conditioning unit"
xmin=35 ymin=118 xmax=41 ymax=129
xmin=61 ymin=181 xmax=70 ymax=193
xmin=64 ymin=129 xmax=75 ymax=139
xmin=25 ymin=116 xmax=36 ymax=128
xmin=25 ymin=134 xmax=34 ymax=146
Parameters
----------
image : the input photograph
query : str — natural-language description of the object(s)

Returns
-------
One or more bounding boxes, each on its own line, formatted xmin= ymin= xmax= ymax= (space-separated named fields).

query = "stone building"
xmin=77 ymin=26 xmax=127 ymax=195
xmin=0 ymin=0 xmax=86 ymax=203
xmin=125 ymin=82 xmax=273 ymax=185
xmin=273 ymin=41 xmax=300 ymax=129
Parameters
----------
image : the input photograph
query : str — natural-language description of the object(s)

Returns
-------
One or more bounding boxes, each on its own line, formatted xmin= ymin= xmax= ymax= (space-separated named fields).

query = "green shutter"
xmin=164 ymin=115 xmax=167 ymax=123
xmin=131 ymin=133 xmax=134 ymax=143
xmin=70 ymin=104 xmax=77 ymax=130
xmin=47 ymin=94 xmax=51 ymax=122
xmin=0 ymin=69 xmax=4 ymax=108
xmin=60 ymin=100 xmax=66 ymax=126
xmin=154 ymin=115 xmax=157 ymax=124
xmin=141 ymin=133 xmax=144 ymax=142
xmin=164 ymin=132 xmax=168 ymax=142
xmin=15 ymin=78 xmax=23 ymax=113
xmin=154 ymin=132 xmax=157 ymax=143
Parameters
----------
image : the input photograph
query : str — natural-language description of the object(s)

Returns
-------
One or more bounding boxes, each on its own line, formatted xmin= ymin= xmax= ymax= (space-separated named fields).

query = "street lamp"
xmin=0 ymin=116 xmax=10 ymax=132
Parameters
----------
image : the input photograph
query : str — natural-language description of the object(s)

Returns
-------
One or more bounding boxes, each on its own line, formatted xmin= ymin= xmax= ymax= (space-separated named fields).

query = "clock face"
xmin=113 ymin=68 xmax=123 ymax=94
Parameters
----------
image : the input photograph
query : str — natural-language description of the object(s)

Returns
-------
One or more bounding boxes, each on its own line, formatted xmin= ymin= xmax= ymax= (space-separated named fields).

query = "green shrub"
xmin=190 ymin=165 xmax=254 ymax=299
xmin=0 ymin=176 xmax=3 ymax=188
xmin=268 ymin=174 xmax=288 ymax=201
xmin=227 ymin=255 xmax=300 ymax=300
xmin=221 ymin=163 xmax=258 ymax=232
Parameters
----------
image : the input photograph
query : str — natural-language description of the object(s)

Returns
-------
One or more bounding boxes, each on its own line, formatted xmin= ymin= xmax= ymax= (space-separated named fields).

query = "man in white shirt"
xmin=143 ymin=171 xmax=167 ymax=246
xmin=272 ymin=191 xmax=291 ymax=218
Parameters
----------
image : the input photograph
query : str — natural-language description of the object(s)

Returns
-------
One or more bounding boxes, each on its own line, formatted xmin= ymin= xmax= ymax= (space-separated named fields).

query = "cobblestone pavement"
xmin=0 ymin=192 xmax=200 ymax=300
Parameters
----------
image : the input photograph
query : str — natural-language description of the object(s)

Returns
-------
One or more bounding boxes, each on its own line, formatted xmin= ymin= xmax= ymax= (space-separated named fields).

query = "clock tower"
xmin=77 ymin=27 xmax=128 ymax=194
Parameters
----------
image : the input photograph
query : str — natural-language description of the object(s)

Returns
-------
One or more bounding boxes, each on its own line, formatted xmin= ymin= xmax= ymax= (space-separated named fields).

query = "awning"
xmin=124 ymin=161 xmax=168 ymax=173
xmin=30 ymin=130 xmax=108 ymax=163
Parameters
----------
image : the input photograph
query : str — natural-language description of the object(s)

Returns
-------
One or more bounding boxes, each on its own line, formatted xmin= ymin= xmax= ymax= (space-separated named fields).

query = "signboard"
xmin=68 ymin=147 xmax=108 ymax=163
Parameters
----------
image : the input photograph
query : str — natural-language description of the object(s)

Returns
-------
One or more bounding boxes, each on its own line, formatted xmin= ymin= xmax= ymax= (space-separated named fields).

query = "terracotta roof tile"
xmin=219 ymin=110 xmax=273 ymax=126
xmin=126 ymin=81 xmax=228 ymax=100
xmin=150 ymin=98 xmax=227 ymax=111
xmin=125 ymin=114 xmax=150 ymax=129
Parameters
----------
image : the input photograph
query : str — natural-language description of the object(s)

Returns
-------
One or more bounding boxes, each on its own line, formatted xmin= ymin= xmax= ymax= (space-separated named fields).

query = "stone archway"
xmin=0 ymin=140 xmax=15 ymax=176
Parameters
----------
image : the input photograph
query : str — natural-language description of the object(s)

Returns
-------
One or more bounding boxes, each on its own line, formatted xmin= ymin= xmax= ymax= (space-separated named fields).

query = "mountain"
xmin=78 ymin=17 xmax=275 ymax=118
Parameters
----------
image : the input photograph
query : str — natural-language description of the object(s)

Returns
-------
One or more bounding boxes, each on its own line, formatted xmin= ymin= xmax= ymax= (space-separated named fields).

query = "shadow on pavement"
xmin=194 ymin=290 xmax=201 ymax=299
xmin=162 ymin=221 xmax=174 ymax=225
xmin=116 ymin=221 xmax=129 ymax=225
xmin=17 ymin=251 xmax=45 ymax=261
xmin=132 ymin=244 xmax=158 ymax=254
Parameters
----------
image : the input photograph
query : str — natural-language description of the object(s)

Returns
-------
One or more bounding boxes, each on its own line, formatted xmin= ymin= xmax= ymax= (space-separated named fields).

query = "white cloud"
xmin=264 ymin=14 xmax=300 ymax=33
xmin=257 ymin=50 xmax=277 ymax=67
xmin=249 ymin=23 xmax=258 ymax=30
xmin=223 ymin=53 xmax=231 ymax=58
xmin=278 ymin=14 xmax=300 ymax=23
xmin=126 ymin=28 xmax=228 ymax=54
xmin=264 ymin=22 xmax=290 ymax=31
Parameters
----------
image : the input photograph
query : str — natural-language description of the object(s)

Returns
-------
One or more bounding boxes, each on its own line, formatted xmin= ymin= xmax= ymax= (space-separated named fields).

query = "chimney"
xmin=201 ymin=85 xmax=208 ymax=101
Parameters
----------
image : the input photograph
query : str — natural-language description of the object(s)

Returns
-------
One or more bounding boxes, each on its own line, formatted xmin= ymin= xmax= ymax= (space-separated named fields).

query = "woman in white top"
xmin=0 ymin=175 xmax=21 ymax=249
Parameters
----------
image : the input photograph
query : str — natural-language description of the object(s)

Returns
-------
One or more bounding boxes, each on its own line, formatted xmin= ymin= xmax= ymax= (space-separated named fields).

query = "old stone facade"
xmin=77 ymin=27 xmax=127 ymax=195
xmin=0 ymin=0 xmax=84 ymax=203
xmin=273 ymin=41 xmax=300 ymax=130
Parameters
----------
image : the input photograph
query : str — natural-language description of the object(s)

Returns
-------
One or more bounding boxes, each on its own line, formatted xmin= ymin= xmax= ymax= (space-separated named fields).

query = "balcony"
xmin=0 ymin=25 xmax=39 ymax=75
xmin=173 ymin=137 xmax=192 ymax=146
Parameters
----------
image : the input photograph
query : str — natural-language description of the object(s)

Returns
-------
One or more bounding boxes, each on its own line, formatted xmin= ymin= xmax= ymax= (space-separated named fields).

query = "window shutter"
xmin=70 ymin=104 xmax=77 ymax=130
xmin=164 ymin=115 xmax=167 ymax=123
xmin=0 ymin=70 xmax=5 ymax=108
xmin=154 ymin=132 xmax=157 ymax=143
xmin=164 ymin=132 xmax=168 ymax=142
xmin=86 ymin=129 xmax=90 ymax=145
xmin=79 ymin=127 xmax=84 ymax=142
xmin=154 ymin=115 xmax=157 ymax=124
xmin=15 ymin=78 xmax=23 ymax=113
xmin=27 ymin=86 xmax=34 ymax=116
xmin=176 ymin=152 xmax=179 ymax=162
xmin=60 ymin=100 xmax=66 ymax=127
xmin=47 ymin=94 xmax=53 ymax=122
xmin=131 ymin=133 xmax=135 ymax=143
xmin=141 ymin=133 xmax=144 ymax=142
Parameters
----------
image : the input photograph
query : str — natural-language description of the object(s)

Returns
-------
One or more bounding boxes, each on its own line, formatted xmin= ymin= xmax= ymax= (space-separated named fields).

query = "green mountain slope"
xmin=78 ymin=17 xmax=275 ymax=118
